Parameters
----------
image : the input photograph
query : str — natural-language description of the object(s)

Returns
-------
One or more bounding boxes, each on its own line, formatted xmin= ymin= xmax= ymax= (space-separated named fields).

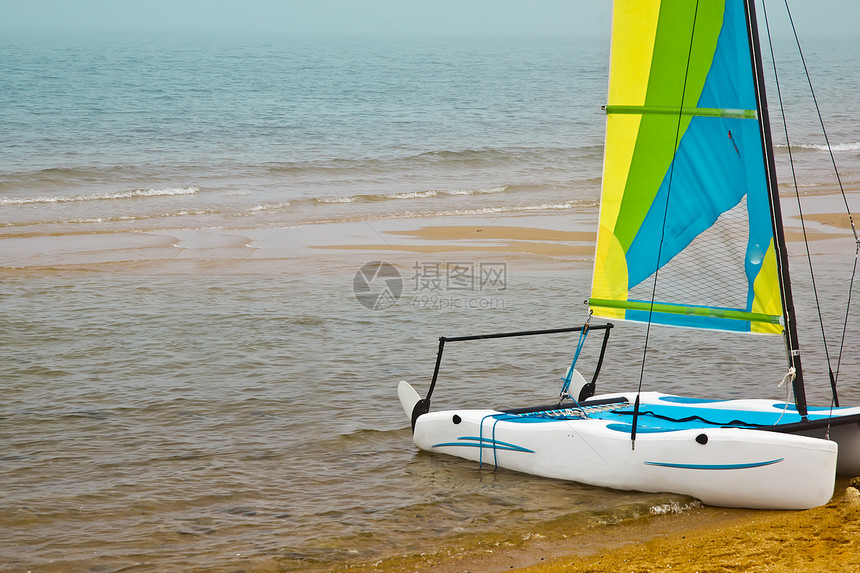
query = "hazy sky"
xmin=2 ymin=1 xmax=609 ymax=38
xmin=1 ymin=1 xmax=857 ymax=40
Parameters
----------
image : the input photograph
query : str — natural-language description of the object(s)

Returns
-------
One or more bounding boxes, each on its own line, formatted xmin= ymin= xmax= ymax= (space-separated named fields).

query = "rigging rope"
xmin=782 ymin=0 xmax=860 ymax=409
xmin=767 ymin=0 xmax=860 ymax=410
xmin=632 ymin=0 xmax=701 ymax=451
xmin=760 ymin=0 xmax=834 ymax=403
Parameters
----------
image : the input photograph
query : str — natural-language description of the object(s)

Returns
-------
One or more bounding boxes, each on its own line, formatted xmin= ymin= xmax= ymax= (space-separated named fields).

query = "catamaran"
xmin=397 ymin=0 xmax=860 ymax=509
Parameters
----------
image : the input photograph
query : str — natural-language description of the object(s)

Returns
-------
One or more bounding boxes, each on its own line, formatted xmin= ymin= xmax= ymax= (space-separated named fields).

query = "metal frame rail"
xmin=409 ymin=323 xmax=614 ymax=430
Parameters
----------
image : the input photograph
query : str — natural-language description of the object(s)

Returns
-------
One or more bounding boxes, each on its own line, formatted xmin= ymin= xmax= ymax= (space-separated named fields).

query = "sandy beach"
xmin=1 ymin=193 xmax=854 ymax=274
xmin=529 ymin=484 xmax=860 ymax=573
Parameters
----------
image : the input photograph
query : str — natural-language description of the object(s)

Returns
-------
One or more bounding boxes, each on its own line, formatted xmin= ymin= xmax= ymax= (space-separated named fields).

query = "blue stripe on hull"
xmin=644 ymin=458 xmax=784 ymax=470
xmin=432 ymin=436 xmax=534 ymax=454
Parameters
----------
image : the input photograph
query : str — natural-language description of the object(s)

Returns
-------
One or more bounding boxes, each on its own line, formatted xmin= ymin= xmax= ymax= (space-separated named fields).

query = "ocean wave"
xmin=249 ymin=201 xmax=291 ymax=211
xmin=445 ymin=186 xmax=510 ymax=196
xmin=260 ymin=146 xmax=600 ymax=176
xmin=415 ymin=148 xmax=517 ymax=162
xmin=260 ymin=150 xmax=511 ymax=176
xmin=436 ymin=201 xmax=587 ymax=215
xmin=650 ymin=500 xmax=702 ymax=515
xmin=0 ymin=165 xmax=145 ymax=186
xmin=0 ymin=208 xmax=217 ymax=228
xmin=775 ymin=142 xmax=860 ymax=152
xmin=236 ymin=186 xmax=512 ymax=217
xmin=61 ymin=208 xmax=216 ymax=224
xmin=388 ymin=190 xmax=439 ymax=199
xmin=778 ymin=181 xmax=823 ymax=188
xmin=311 ymin=186 xmax=509 ymax=205
xmin=310 ymin=199 xmax=595 ymax=225
xmin=414 ymin=146 xmax=606 ymax=162
xmin=0 ymin=186 xmax=199 ymax=205
xmin=314 ymin=196 xmax=358 ymax=204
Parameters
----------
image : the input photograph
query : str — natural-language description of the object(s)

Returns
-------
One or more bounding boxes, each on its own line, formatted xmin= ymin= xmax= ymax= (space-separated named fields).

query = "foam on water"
xmin=650 ymin=500 xmax=704 ymax=515
xmin=311 ymin=186 xmax=509 ymax=205
xmin=249 ymin=200 xmax=291 ymax=211
xmin=439 ymin=185 xmax=510 ymax=196
xmin=776 ymin=141 xmax=860 ymax=152
xmin=0 ymin=186 xmax=199 ymax=205
xmin=313 ymin=196 xmax=357 ymax=204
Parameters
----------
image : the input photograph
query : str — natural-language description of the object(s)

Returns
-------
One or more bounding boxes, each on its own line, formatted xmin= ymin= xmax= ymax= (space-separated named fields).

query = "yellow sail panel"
xmin=608 ymin=0 xmax=661 ymax=105
xmin=593 ymin=1 xmax=661 ymax=320
xmin=600 ymin=0 xmax=662 ymax=234
xmin=751 ymin=241 xmax=784 ymax=334
xmin=591 ymin=224 xmax=628 ymax=320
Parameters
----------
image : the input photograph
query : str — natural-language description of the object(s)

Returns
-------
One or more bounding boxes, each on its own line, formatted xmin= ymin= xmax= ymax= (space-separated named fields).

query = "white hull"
xmin=399 ymin=383 xmax=842 ymax=509
xmin=632 ymin=392 xmax=860 ymax=476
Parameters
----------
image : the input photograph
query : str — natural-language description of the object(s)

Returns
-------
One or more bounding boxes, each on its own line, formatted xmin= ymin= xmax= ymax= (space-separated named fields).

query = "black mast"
xmin=744 ymin=0 xmax=808 ymax=418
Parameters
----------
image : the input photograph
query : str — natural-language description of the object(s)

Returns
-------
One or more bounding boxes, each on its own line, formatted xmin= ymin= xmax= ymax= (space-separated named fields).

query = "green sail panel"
xmin=590 ymin=0 xmax=783 ymax=334
xmin=604 ymin=105 xmax=757 ymax=120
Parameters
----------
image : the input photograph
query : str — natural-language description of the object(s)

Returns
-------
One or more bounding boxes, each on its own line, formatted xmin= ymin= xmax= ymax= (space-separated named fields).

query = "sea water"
xmin=0 ymin=36 xmax=609 ymax=235
xmin=2 ymin=32 xmax=860 ymax=572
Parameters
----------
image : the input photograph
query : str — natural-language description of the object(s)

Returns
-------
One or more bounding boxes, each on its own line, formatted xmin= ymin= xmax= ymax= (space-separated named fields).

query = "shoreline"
xmin=526 ymin=483 xmax=860 ymax=573
xmin=333 ymin=480 xmax=860 ymax=573
xmin=1 ymin=190 xmax=858 ymax=275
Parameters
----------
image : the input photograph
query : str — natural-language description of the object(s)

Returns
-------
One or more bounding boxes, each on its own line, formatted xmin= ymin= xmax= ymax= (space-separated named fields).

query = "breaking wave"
xmin=0 ymin=208 xmax=217 ymax=228
xmin=311 ymin=186 xmax=509 ymax=205
xmin=309 ymin=199 xmax=595 ymax=225
xmin=775 ymin=141 xmax=860 ymax=152
xmin=249 ymin=201 xmax=291 ymax=211
xmin=649 ymin=500 xmax=703 ymax=515
xmin=238 ymin=186 xmax=514 ymax=217
xmin=1 ymin=187 xmax=200 ymax=205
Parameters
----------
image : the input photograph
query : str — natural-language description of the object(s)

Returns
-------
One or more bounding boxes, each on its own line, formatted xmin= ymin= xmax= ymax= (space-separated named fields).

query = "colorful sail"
xmin=589 ymin=0 xmax=783 ymax=334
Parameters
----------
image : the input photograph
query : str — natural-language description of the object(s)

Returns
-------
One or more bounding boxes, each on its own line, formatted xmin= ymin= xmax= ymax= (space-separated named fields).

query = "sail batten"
xmin=604 ymin=105 xmax=757 ymax=119
xmin=588 ymin=298 xmax=781 ymax=325
xmin=590 ymin=0 xmax=784 ymax=335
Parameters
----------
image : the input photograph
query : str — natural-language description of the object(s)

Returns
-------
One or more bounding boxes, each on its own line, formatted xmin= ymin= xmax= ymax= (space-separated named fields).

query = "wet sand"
xmin=0 ymin=213 xmax=600 ymax=274
xmin=1 ymin=204 xmax=854 ymax=274
xmin=523 ymin=484 xmax=860 ymax=573
xmin=334 ymin=482 xmax=860 ymax=573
